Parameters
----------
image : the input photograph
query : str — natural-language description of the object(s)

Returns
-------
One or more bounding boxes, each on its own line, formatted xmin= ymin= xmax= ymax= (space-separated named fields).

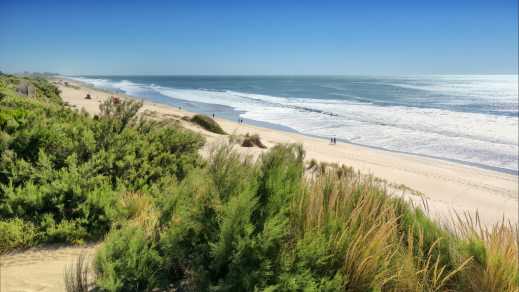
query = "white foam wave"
xmin=71 ymin=76 xmax=519 ymax=172
xmin=386 ymin=75 xmax=518 ymax=101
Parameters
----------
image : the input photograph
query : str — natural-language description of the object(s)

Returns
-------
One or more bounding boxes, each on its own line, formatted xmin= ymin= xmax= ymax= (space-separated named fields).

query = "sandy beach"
xmin=1 ymin=78 xmax=516 ymax=292
xmin=55 ymin=79 xmax=518 ymax=226
xmin=1 ymin=244 xmax=97 ymax=292
xmin=2 ymin=0 xmax=517 ymax=289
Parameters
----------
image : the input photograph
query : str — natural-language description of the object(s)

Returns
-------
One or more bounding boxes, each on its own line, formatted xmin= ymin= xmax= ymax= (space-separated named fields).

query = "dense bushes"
xmin=93 ymin=144 xmax=518 ymax=291
xmin=0 ymin=218 xmax=38 ymax=251
xmin=0 ymin=74 xmax=61 ymax=103
xmin=1 ymin=75 xmax=517 ymax=291
xmin=190 ymin=114 xmax=226 ymax=134
xmin=0 ymin=76 xmax=204 ymax=251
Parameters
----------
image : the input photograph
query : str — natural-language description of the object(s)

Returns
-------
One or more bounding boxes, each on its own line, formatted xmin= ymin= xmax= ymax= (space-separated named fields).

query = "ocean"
xmin=68 ymin=75 xmax=519 ymax=175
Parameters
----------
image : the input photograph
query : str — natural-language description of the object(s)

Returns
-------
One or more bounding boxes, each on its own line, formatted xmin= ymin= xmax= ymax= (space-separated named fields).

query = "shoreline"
xmin=63 ymin=76 xmax=519 ymax=176
xmin=53 ymin=78 xmax=518 ymax=227
xmin=294 ymin=131 xmax=518 ymax=176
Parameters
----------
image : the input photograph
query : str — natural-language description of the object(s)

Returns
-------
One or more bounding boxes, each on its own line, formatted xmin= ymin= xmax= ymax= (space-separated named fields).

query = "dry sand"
xmin=54 ymin=79 xmax=517 ymax=226
xmin=1 ymin=78 xmax=517 ymax=292
xmin=1 ymin=244 xmax=97 ymax=292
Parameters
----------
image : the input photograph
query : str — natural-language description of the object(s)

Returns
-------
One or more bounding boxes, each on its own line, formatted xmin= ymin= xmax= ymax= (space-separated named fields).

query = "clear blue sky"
xmin=0 ymin=0 xmax=517 ymax=75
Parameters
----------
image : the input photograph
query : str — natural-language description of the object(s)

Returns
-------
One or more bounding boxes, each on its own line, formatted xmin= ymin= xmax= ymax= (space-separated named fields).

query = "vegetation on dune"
xmin=1 ymin=74 xmax=517 ymax=291
xmin=0 ymin=74 xmax=204 ymax=252
xmin=190 ymin=114 xmax=227 ymax=134
xmin=65 ymin=254 xmax=91 ymax=292
xmin=242 ymin=133 xmax=267 ymax=148
xmin=0 ymin=74 xmax=61 ymax=103
xmin=229 ymin=132 xmax=267 ymax=148
xmin=90 ymin=144 xmax=518 ymax=291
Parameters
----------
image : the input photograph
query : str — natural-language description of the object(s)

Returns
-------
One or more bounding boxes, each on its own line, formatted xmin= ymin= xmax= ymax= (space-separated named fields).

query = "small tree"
xmin=99 ymin=97 xmax=143 ymax=133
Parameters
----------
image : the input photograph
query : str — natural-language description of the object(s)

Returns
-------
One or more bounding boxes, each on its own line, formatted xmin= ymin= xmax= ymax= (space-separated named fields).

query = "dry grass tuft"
xmin=64 ymin=253 xmax=91 ymax=292
xmin=241 ymin=133 xmax=267 ymax=148
xmin=448 ymin=213 xmax=519 ymax=292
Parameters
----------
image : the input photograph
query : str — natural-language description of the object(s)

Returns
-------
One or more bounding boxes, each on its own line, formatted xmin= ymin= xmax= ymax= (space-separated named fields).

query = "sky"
xmin=0 ymin=0 xmax=517 ymax=75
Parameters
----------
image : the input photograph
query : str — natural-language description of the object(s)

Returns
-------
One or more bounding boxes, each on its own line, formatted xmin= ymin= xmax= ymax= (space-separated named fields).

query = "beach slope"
xmin=56 ymin=79 xmax=518 ymax=227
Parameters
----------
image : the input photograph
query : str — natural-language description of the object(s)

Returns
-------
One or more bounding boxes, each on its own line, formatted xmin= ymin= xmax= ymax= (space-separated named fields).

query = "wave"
xmin=69 ymin=76 xmax=519 ymax=172
xmin=384 ymin=75 xmax=518 ymax=100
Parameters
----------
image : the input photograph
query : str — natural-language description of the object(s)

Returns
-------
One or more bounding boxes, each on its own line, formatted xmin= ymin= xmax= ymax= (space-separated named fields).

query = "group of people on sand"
xmin=330 ymin=137 xmax=337 ymax=144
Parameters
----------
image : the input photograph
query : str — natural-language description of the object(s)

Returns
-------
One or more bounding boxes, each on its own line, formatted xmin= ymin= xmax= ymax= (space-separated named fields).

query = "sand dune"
xmin=2 ymin=78 xmax=515 ymax=292
xmin=55 ymin=79 xmax=517 ymax=227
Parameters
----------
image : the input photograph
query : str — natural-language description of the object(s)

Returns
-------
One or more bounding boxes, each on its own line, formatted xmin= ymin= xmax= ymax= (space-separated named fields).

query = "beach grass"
xmin=229 ymin=132 xmax=267 ymax=148
xmin=64 ymin=254 xmax=91 ymax=292
xmin=93 ymin=143 xmax=517 ymax=291
xmin=0 ymin=75 xmax=517 ymax=291
xmin=190 ymin=114 xmax=227 ymax=134
xmin=241 ymin=133 xmax=267 ymax=148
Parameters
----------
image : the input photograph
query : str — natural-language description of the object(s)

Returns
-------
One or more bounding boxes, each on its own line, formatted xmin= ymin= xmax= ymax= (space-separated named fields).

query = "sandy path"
xmin=1 ymin=244 xmax=97 ymax=292
xmin=54 ymin=78 xmax=518 ymax=227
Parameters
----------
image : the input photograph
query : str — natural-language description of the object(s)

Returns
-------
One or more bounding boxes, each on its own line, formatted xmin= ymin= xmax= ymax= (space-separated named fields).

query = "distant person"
xmin=212 ymin=113 xmax=215 ymax=118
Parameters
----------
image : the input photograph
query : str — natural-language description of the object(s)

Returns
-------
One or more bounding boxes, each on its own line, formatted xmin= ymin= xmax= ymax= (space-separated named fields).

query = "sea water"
xmin=68 ymin=75 xmax=519 ymax=174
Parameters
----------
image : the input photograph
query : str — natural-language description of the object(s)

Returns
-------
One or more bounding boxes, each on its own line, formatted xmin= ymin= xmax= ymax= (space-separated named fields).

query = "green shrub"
xmin=2 ymin=76 xmax=517 ymax=291
xmin=0 ymin=76 xmax=204 ymax=250
xmin=43 ymin=218 xmax=88 ymax=245
xmin=207 ymin=144 xmax=257 ymax=201
xmin=93 ymin=144 xmax=517 ymax=291
xmin=95 ymin=226 xmax=163 ymax=291
xmin=0 ymin=218 xmax=38 ymax=253
xmin=190 ymin=114 xmax=226 ymax=134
